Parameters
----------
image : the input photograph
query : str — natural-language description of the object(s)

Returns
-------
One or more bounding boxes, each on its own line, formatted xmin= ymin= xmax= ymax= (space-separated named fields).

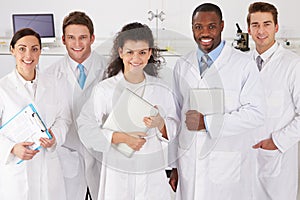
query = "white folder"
xmin=189 ymin=88 xmax=224 ymax=115
xmin=103 ymin=88 xmax=158 ymax=157
xmin=0 ymin=104 xmax=51 ymax=164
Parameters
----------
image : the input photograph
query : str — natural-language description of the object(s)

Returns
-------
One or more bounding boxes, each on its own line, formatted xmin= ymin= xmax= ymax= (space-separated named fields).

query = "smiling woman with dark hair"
xmin=0 ymin=28 xmax=71 ymax=200
xmin=77 ymin=22 xmax=179 ymax=200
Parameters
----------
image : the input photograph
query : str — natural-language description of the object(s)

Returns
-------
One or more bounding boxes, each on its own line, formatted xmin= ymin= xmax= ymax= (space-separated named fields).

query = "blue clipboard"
xmin=0 ymin=103 xmax=51 ymax=164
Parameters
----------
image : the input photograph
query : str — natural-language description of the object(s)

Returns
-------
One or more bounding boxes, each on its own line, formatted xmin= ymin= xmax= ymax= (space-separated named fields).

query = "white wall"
xmin=0 ymin=0 xmax=299 ymax=43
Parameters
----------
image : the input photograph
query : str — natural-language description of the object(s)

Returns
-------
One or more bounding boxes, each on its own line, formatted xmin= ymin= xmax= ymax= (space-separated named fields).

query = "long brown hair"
xmin=106 ymin=22 xmax=162 ymax=78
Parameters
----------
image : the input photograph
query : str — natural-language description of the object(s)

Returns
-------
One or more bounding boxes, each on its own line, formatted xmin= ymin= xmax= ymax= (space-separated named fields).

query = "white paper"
xmin=0 ymin=104 xmax=51 ymax=164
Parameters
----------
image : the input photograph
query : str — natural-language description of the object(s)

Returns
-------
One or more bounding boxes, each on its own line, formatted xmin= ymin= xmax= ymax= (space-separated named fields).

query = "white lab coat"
xmin=173 ymin=42 xmax=265 ymax=200
xmin=0 ymin=70 xmax=71 ymax=200
xmin=77 ymin=72 xmax=179 ymax=200
xmin=249 ymin=44 xmax=300 ymax=200
xmin=45 ymin=51 xmax=107 ymax=200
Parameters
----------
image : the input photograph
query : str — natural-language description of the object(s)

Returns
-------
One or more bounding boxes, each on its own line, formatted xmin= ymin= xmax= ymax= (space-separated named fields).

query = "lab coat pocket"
xmin=265 ymin=90 xmax=284 ymax=118
xmin=209 ymin=151 xmax=241 ymax=184
xmin=257 ymin=148 xmax=282 ymax=177
xmin=57 ymin=147 xmax=80 ymax=178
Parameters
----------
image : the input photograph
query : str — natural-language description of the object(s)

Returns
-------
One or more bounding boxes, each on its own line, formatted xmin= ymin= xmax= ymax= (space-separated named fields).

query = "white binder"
xmin=103 ymin=88 xmax=158 ymax=157
xmin=190 ymin=88 xmax=224 ymax=115
xmin=0 ymin=104 xmax=51 ymax=164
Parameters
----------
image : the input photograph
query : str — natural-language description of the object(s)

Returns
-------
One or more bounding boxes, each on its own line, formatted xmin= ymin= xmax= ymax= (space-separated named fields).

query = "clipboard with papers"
xmin=103 ymin=88 xmax=158 ymax=157
xmin=0 ymin=103 xmax=51 ymax=164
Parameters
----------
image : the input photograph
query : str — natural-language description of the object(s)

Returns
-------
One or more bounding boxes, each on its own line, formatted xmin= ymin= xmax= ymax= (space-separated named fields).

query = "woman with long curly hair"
xmin=77 ymin=22 xmax=178 ymax=200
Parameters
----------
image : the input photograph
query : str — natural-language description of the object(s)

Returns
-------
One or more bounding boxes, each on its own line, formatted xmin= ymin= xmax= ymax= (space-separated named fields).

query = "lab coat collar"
xmin=11 ymin=70 xmax=30 ymax=101
xmin=15 ymin=69 xmax=38 ymax=86
xmin=186 ymin=41 xmax=230 ymax=79
xmin=114 ymin=71 xmax=156 ymax=98
xmin=11 ymin=70 xmax=42 ymax=103
xmin=254 ymin=42 xmax=279 ymax=70
xmin=253 ymin=41 xmax=279 ymax=61
xmin=197 ymin=40 xmax=225 ymax=63
xmin=67 ymin=52 xmax=92 ymax=74
xmin=212 ymin=41 xmax=236 ymax=70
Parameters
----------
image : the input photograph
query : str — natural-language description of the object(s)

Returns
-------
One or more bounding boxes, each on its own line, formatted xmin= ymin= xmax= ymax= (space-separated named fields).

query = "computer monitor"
xmin=12 ymin=13 xmax=56 ymax=44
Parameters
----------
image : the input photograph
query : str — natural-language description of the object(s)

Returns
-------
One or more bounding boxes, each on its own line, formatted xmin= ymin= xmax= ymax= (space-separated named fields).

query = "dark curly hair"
xmin=106 ymin=22 xmax=162 ymax=78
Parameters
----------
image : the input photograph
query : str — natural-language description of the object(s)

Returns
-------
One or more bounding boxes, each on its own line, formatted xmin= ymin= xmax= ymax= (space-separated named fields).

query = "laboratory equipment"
xmin=233 ymin=23 xmax=250 ymax=52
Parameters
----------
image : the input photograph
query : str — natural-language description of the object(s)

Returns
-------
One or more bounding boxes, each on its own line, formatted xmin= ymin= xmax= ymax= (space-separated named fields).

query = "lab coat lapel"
xmin=35 ymin=77 xmax=46 ymax=103
xmin=188 ymin=51 xmax=201 ymax=76
xmin=199 ymin=43 xmax=231 ymax=88
xmin=142 ymin=74 xmax=155 ymax=100
xmin=11 ymin=70 xmax=34 ymax=102
xmin=212 ymin=42 xmax=232 ymax=71
xmin=83 ymin=59 xmax=104 ymax=90
xmin=62 ymin=58 xmax=78 ymax=89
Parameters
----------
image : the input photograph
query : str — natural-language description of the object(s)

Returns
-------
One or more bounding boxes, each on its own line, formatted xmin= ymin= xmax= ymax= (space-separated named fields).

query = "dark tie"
xmin=200 ymin=54 xmax=210 ymax=75
xmin=256 ymin=56 xmax=263 ymax=71
xmin=77 ymin=64 xmax=86 ymax=89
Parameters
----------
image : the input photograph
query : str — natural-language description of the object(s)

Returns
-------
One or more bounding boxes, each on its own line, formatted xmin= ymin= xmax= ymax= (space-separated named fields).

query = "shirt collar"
xmin=15 ymin=69 xmax=38 ymax=86
xmin=197 ymin=40 xmax=225 ymax=64
xmin=67 ymin=51 xmax=93 ymax=73
xmin=254 ymin=41 xmax=279 ymax=61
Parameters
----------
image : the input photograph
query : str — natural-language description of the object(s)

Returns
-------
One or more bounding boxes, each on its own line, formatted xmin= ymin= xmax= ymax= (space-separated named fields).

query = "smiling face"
xmin=248 ymin=11 xmax=278 ymax=54
xmin=11 ymin=35 xmax=41 ymax=81
xmin=118 ymin=40 xmax=152 ymax=81
xmin=192 ymin=11 xmax=224 ymax=53
xmin=62 ymin=24 xmax=95 ymax=63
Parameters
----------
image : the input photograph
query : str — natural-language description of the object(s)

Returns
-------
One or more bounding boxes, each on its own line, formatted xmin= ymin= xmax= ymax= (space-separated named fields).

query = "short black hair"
xmin=192 ymin=3 xmax=223 ymax=21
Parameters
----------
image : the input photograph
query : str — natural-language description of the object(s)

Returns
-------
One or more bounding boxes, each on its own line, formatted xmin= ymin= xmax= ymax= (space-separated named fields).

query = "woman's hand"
xmin=143 ymin=106 xmax=168 ymax=139
xmin=11 ymin=142 xmax=39 ymax=160
xmin=125 ymin=132 xmax=147 ymax=151
xmin=144 ymin=106 xmax=165 ymax=131
xmin=39 ymin=129 xmax=56 ymax=148
xmin=112 ymin=132 xmax=147 ymax=151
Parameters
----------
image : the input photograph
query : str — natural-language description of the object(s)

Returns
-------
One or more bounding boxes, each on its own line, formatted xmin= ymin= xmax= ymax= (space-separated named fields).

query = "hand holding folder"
xmin=0 ymin=104 xmax=51 ymax=164
xmin=189 ymin=88 xmax=224 ymax=115
xmin=103 ymin=88 xmax=158 ymax=157
xmin=189 ymin=88 xmax=224 ymax=139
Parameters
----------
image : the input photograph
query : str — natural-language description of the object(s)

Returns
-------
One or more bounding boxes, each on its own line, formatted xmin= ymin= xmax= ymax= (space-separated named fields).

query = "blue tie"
xmin=77 ymin=64 xmax=86 ymax=89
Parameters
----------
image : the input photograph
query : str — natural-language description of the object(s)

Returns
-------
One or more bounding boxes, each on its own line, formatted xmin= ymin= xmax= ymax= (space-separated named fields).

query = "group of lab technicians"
xmin=0 ymin=1 xmax=300 ymax=200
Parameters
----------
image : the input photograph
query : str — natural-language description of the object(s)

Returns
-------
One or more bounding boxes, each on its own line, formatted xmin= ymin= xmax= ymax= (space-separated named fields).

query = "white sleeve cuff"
xmin=204 ymin=114 xmax=224 ymax=139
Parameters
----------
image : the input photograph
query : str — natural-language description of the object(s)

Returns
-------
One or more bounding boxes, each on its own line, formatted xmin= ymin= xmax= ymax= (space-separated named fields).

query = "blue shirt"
xmin=197 ymin=40 xmax=225 ymax=72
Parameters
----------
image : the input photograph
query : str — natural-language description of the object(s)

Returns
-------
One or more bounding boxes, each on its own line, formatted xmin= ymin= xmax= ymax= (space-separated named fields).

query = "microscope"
xmin=233 ymin=23 xmax=250 ymax=52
